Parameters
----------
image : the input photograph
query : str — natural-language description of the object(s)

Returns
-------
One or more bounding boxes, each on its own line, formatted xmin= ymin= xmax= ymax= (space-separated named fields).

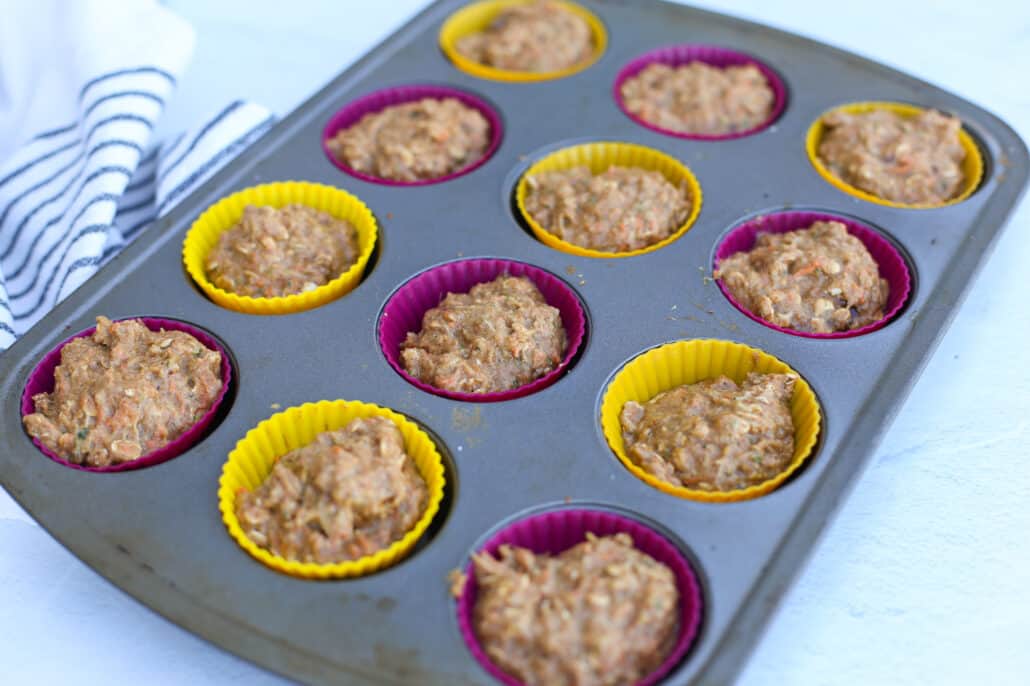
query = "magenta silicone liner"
xmin=321 ymin=84 xmax=503 ymax=186
xmin=20 ymin=318 xmax=233 ymax=473
xmin=613 ymin=44 xmax=788 ymax=141
xmin=455 ymin=508 xmax=704 ymax=686
xmin=714 ymin=210 xmax=913 ymax=339
xmin=379 ymin=258 xmax=587 ymax=402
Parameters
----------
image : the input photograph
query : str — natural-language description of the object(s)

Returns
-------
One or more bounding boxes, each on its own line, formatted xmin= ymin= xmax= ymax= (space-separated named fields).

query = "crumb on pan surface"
xmin=448 ymin=567 xmax=468 ymax=599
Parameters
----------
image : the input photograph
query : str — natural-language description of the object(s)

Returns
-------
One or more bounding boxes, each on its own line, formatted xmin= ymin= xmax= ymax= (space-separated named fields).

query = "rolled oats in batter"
xmin=205 ymin=204 xmax=359 ymax=298
xmin=715 ymin=220 xmax=889 ymax=333
xmin=455 ymin=1 xmax=594 ymax=73
xmin=620 ymin=372 xmax=796 ymax=492
xmin=620 ymin=61 xmax=775 ymax=135
xmin=401 ymin=275 xmax=566 ymax=394
xmin=817 ymin=108 xmax=967 ymax=205
xmin=524 ymin=165 xmax=690 ymax=252
xmin=236 ymin=416 xmax=428 ymax=564
xmin=23 ymin=317 xmax=223 ymax=467
xmin=328 ymin=97 xmax=490 ymax=182
xmin=472 ymin=532 xmax=679 ymax=686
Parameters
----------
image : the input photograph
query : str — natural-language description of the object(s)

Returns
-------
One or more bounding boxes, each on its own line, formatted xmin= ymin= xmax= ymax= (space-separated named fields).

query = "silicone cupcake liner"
xmin=379 ymin=258 xmax=587 ymax=402
xmin=218 ymin=399 xmax=446 ymax=579
xmin=20 ymin=317 xmax=233 ymax=473
xmin=515 ymin=141 xmax=703 ymax=258
xmin=321 ymin=84 xmax=503 ymax=186
xmin=600 ymin=339 xmax=822 ymax=503
xmin=455 ymin=507 xmax=703 ymax=686
xmin=183 ymin=181 xmax=378 ymax=315
xmin=714 ymin=210 xmax=912 ymax=339
xmin=439 ymin=0 xmax=607 ymax=83
xmin=805 ymin=101 xmax=984 ymax=208
xmin=613 ymin=44 xmax=788 ymax=141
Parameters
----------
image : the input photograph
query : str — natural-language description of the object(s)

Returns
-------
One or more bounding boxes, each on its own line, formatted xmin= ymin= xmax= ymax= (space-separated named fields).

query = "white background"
xmin=2 ymin=1 xmax=1028 ymax=684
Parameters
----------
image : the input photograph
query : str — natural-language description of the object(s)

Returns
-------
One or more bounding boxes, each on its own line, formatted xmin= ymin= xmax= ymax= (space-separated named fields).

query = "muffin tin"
xmin=0 ymin=0 xmax=1026 ymax=684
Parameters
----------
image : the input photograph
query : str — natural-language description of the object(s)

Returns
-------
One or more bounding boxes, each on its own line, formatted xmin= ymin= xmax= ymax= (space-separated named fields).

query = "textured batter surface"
xmin=817 ymin=108 xmax=966 ymax=204
xmin=455 ymin=1 xmax=594 ymax=73
xmin=524 ymin=165 xmax=690 ymax=252
xmin=620 ymin=373 xmax=796 ymax=492
xmin=621 ymin=61 xmax=775 ymax=135
xmin=205 ymin=204 xmax=359 ymax=298
xmin=400 ymin=275 xmax=566 ymax=393
xmin=327 ymin=97 xmax=490 ymax=182
xmin=715 ymin=220 xmax=889 ymax=333
xmin=235 ymin=417 xmax=428 ymax=564
xmin=472 ymin=533 xmax=679 ymax=686
xmin=23 ymin=317 xmax=223 ymax=468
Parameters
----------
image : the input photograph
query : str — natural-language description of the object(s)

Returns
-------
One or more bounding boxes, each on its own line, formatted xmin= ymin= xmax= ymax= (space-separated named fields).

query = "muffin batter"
xmin=472 ymin=532 xmax=679 ymax=686
xmin=327 ymin=97 xmax=490 ymax=182
xmin=620 ymin=61 xmax=775 ymax=135
xmin=715 ymin=220 xmax=889 ymax=333
xmin=817 ymin=108 xmax=967 ymax=204
xmin=235 ymin=416 xmax=428 ymax=564
xmin=455 ymin=1 xmax=594 ymax=73
xmin=23 ymin=317 xmax=223 ymax=468
xmin=205 ymin=204 xmax=359 ymax=298
xmin=620 ymin=372 xmax=796 ymax=492
xmin=401 ymin=275 xmax=566 ymax=394
xmin=523 ymin=165 xmax=690 ymax=252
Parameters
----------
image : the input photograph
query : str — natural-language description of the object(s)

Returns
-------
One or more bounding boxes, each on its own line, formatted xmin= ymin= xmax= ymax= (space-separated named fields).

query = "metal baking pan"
xmin=1 ymin=0 xmax=1026 ymax=683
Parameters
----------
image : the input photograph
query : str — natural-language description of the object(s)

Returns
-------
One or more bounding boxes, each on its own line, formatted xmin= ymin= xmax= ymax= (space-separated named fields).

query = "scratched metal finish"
xmin=0 ymin=1 xmax=1026 ymax=684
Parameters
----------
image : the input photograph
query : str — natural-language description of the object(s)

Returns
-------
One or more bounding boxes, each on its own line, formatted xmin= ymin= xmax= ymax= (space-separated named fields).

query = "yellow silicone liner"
xmin=805 ymin=101 xmax=984 ymax=209
xmin=600 ymin=339 xmax=822 ymax=503
xmin=183 ymin=181 xmax=378 ymax=315
xmin=218 ymin=400 xmax=446 ymax=579
xmin=515 ymin=141 xmax=703 ymax=258
xmin=439 ymin=0 xmax=607 ymax=83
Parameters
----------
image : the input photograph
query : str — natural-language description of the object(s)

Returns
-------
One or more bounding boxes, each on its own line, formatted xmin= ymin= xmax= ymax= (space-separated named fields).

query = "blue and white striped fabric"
xmin=0 ymin=0 xmax=274 ymax=350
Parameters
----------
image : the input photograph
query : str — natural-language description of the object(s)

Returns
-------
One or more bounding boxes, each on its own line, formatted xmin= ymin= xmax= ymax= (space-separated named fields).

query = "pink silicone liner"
xmin=321 ymin=84 xmax=504 ymax=186
xmin=613 ymin=44 xmax=788 ymax=141
xmin=20 ymin=317 xmax=233 ymax=473
xmin=379 ymin=258 xmax=587 ymax=402
xmin=456 ymin=508 xmax=704 ymax=686
xmin=714 ymin=210 xmax=913 ymax=339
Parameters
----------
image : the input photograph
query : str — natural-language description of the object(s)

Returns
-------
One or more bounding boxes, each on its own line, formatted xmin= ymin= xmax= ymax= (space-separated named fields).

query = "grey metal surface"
xmin=1 ymin=0 xmax=1026 ymax=684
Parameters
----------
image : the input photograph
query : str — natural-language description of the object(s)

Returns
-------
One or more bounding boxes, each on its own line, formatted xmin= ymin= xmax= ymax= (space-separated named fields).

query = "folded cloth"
xmin=0 ymin=0 xmax=274 ymax=350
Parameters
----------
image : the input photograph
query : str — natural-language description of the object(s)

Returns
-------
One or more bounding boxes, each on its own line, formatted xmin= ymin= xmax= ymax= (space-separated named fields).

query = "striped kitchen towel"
xmin=0 ymin=0 xmax=274 ymax=350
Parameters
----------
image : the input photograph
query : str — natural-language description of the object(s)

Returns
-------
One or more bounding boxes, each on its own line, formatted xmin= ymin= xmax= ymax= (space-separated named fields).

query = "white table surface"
xmin=3 ymin=1 xmax=1028 ymax=684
